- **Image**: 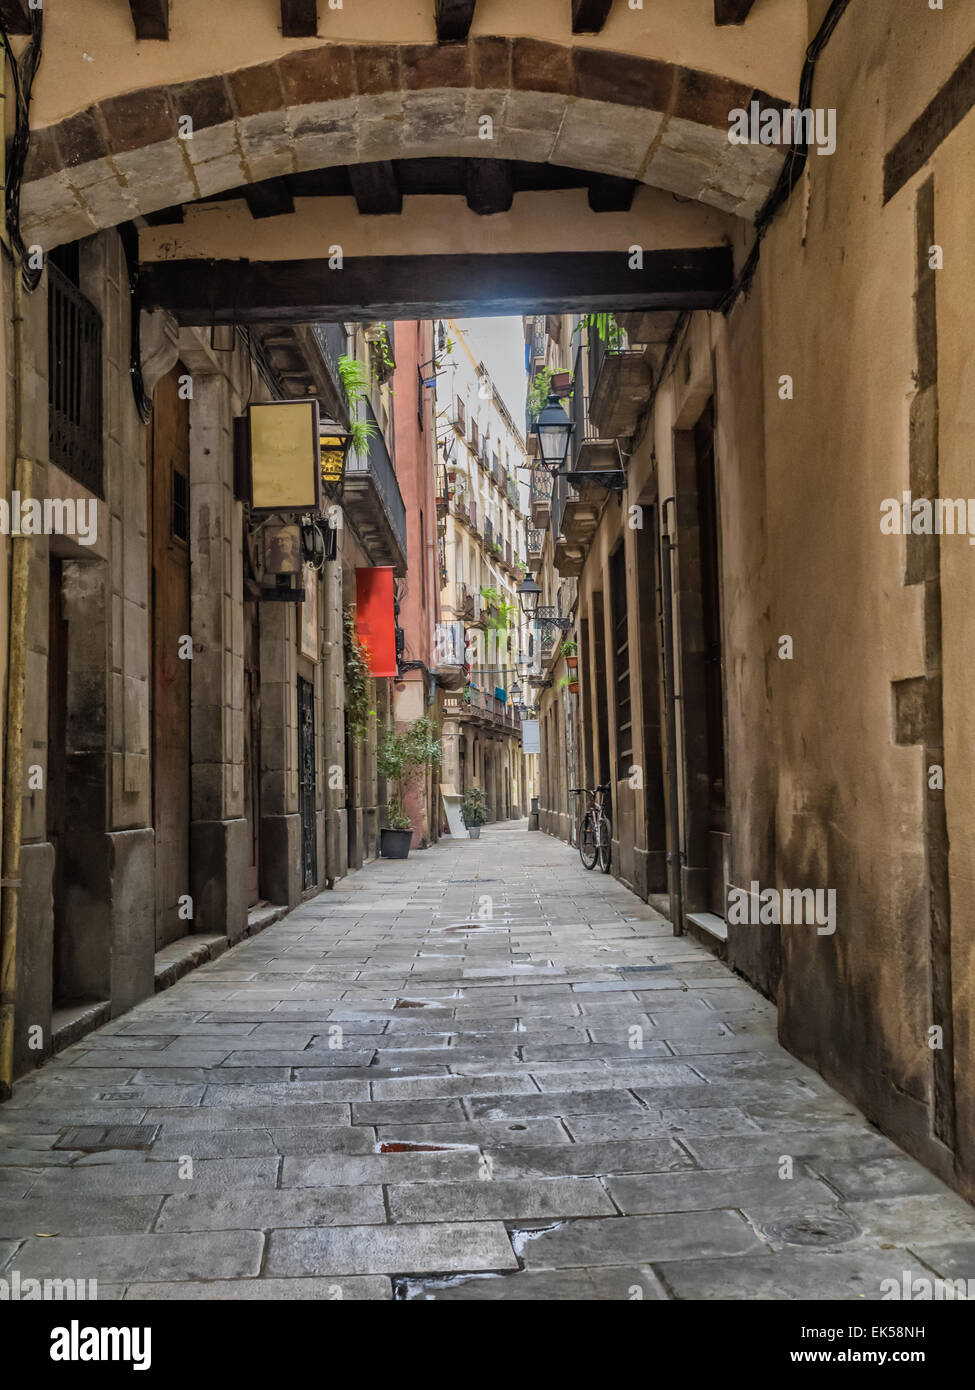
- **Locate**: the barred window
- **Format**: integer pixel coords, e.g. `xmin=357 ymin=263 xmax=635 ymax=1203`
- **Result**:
xmin=47 ymin=255 xmax=103 ymax=498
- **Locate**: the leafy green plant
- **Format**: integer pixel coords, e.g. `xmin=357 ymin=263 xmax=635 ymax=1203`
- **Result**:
xmin=460 ymin=785 xmax=488 ymax=828
xmin=376 ymin=716 xmax=443 ymax=831
xmin=338 ymin=354 xmax=379 ymax=456
xmin=575 ymin=312 xmax=623 ymax=351
xmin=527 ymin=366 xmax=554 ymax=419
xmin=560 ymin=638 xmax=578 ymax=657
xmin=343 ymin=606 xmax=372 ymax=740
xmin=369 ymin=325 xmax=396 ymax=385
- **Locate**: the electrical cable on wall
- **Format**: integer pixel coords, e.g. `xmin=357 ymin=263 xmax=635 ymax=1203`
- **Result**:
xmin=1 ymin=7 xmax=44 ymax=292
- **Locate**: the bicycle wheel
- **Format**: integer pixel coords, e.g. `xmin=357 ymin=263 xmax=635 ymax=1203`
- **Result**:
xmin=579 ymin=811 xmax=598 ymax=870
xmin=597 ymin=812 xmax=612 ymax=873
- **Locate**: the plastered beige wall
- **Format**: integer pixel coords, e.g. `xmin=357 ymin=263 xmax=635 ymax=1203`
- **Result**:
xmin=31 ymin=0 xmax=804 ymax=129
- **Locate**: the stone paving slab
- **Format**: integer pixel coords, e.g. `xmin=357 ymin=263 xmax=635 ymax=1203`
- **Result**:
xmin=155 ymin=1187 xmax=386 ymax=1231
xmin=0 ymin=820 xmax=969 ymax=1300
xmin=12 ymin=1231 xmax=265 ymax=1282
xmin=517 ymin=1211 xmax=764 ymax=1266
xmin=387 ymin=1178 xmax=616 ymax=1222
xmin=116 ymin=1276 xmax=393 ymax=1299
xmin=268 ymin=1221 xmax=519 ymax=1276
xmin=400 ymin=1265 xmax=669 ymax=1300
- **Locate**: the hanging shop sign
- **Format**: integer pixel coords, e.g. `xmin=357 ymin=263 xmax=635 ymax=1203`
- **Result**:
xmin=521 ymin=720 xmax=541 ymax=754
xmin=244 ymin=399 xmax=322 ymax=515
xmin=355 ymin=566 xmax=397 ymax=677
xmin=263 ymin=522 xmax=302 ymax=575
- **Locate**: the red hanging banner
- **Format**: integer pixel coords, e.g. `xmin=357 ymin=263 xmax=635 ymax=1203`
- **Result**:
xmin=355 ymin=566 xmax=397 ymax=677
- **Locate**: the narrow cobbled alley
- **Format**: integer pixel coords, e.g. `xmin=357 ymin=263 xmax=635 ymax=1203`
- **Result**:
xmin=2 ymin=823 xmax=971 ymax=1302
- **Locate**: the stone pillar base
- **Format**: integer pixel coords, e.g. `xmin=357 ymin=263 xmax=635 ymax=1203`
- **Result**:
xmin=260 ymin=812 xmax=301 ymax=907
xmin=190 ymin=817 xmax=250 ymax=940
xmin=15 ymin=842 xmax=55 ymax=1074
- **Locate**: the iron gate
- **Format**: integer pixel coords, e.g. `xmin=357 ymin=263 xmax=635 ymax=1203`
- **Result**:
xmin=298 ymin=676 xmax=317 ymax=891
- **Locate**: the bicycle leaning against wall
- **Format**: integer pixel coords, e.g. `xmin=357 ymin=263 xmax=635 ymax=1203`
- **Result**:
xmin=570 ymin=784 xmax=612 ymax=873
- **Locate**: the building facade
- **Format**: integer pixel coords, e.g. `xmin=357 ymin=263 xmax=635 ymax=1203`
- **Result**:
xmin=435 ymin=320 xmax=534 ymax=822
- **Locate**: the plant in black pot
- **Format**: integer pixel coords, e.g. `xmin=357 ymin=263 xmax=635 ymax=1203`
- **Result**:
xmin=460 ymin=786 xmax=488 ymax=839
xmin=376 ymin=716 xmax=442 ymax=859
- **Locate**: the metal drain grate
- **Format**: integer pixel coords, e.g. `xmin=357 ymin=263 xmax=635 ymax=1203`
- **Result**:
xmin=762 ymin=1214 xmax=859 ymax=1247
xmin=55 ymin=1124 xmax=160 ymax=1152
xmin=616 ymin=965 xmax=673 ymax=974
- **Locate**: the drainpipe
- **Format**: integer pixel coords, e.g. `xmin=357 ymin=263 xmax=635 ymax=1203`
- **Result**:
xmin=0 ymin=273 xmax=32 ymax=1100
xmin=658 ymin=497 xmax=684 ymax=937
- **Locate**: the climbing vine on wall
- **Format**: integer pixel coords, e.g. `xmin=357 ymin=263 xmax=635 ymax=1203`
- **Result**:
xmin=344 ymin=606 xmax=373 ymax=740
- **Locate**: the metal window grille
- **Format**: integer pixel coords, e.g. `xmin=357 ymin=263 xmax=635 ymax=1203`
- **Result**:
xmin=48 ymin=262 xmax=104 ymax=497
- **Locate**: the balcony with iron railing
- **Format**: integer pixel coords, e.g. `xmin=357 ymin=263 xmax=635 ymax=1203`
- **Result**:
xmin=529 ymin=467 xmax=553 ymax=527
xmin=444 ymin=688 xmax=522 ymax=732
xmin=342 ymin=396 xmax=408 ymax=574
xmin=587 ymin=319 xmax=653 ymax=439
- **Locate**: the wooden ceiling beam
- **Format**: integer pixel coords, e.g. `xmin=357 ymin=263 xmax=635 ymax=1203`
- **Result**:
xmin=571 ymin=0 xmax=613 ymax=35
xmin=280 ymin=0 xmax=318 ymax=37
xmin=243 ymin=178 xmax=296 ymax=220
xmin=347 ymin=161 xmax=403 ymax=216
xmin=128 ymin=0 xmax=169 ymax=40
xmin=435 ymin=0 xmax=476 ymax=43
xmin=0 ymin=0 xmax=31 ymax=34
xmin=140 ymin=247 xmax=735 ymax=324
xmin=714 ymin=0 xmax=756 ymax=24
xmin=465 ymin=160 xmax=514 ymax=216
xmin=587 ymin=174 xmax=637 ymax=213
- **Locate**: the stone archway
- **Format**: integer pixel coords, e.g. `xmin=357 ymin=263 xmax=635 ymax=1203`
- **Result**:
xmin=23 ymin=38 xmax=789 ymax=251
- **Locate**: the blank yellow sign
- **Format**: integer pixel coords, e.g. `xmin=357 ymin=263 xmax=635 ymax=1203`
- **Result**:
xmin=249 ymin=401 xmax=320 ymax=512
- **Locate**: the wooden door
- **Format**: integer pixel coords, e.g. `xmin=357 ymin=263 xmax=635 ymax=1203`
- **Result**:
xmin=149 ymin=366 xmax=191 ymax=948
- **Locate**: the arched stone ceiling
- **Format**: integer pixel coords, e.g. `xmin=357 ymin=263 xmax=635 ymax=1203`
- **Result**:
xmin=22 ymin=38 xmax=792 ymax=250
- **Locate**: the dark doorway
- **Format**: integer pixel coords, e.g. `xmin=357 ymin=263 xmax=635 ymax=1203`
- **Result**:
xmin=695 ymin=400 xmax=728 ymax=912
xmin=243 ymin=599 xmax=261 ymax=908
xmin=149 ymin=364 xmax=191 ymax=948
xmin=47 ymin=556 xmax=69 ymax=1001
xmin=298 ymin=675 xmax=317 ymax=892
xmin=591 ymin=591 xmax=611 ymax=793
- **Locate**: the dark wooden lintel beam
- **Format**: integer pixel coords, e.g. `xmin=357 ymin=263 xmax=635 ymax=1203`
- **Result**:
xmin=280 ymin=0 xmax=318 ymax=37
xmin=435 ymin=0 xmax=476 ymax=43
xmin=571 ymin=0 xmax=613 ymax=35
xmin=243 ymin=178 xmax=296 ymax=220
xmin=140 ymin=247 xmax=734 ymax=324
xmin=465 ymin=159 xmax=514 ymax=216
xmin=128 ymin=0 xmax=169 ymax=40
xmin=714 ymin=0 xmax=756 ymax=24
xmin=0 ymin=0 xmax=31 ymax=34
xmin=587 ymin=174 xmax=637 ymax=213
xmin=348 ymin=161 xmax=402 ymax=216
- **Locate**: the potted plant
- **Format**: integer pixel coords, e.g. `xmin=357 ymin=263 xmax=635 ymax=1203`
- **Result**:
xmin=561 ymin=638 xmax=578 ymax=671
xmin=557 ymin=674 xmax=580 ymax=696
xmin=376 ymin=716 xmax=442 ymax=858
xmin=461 ymin=786 xmax=488 ymax=839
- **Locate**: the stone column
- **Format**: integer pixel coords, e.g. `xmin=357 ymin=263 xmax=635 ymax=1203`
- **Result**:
xmin=183 ymin=355 xmax=249 ymax=936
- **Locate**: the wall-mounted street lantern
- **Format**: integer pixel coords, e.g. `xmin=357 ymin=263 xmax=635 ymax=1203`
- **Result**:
xmin=532 ymin=393 xmax=574 ymax=474
xmin=319 ymin=413 xmax=353 ymax=485
xmin=517 ymin=574 xmax=541 ymax=618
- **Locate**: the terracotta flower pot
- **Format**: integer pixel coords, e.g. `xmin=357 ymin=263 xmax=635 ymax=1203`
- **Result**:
xmin=566 ymin=655 xmax=578 ymax=670
xmin=567 ymin=679 xmax=580 ymax=694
